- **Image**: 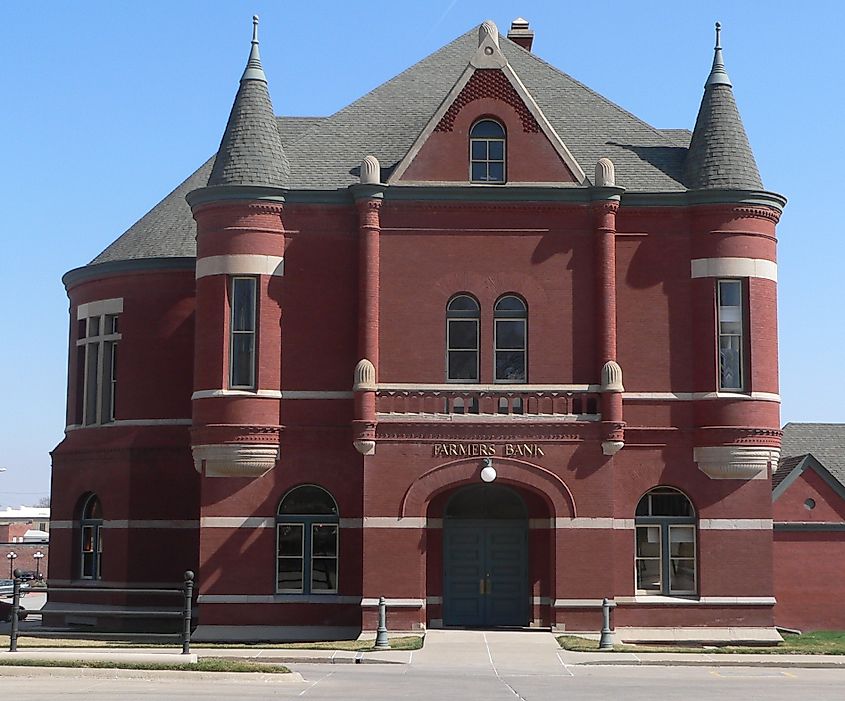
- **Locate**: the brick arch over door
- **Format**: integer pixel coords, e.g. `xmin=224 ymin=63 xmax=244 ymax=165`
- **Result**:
xmin=400 ymin=457 xmax=576 ymax=518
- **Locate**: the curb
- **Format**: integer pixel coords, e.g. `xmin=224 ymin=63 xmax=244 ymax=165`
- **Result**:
xmin=575 ymin=658 xmax=845 ymax=669
xmin=0 ymin=666 xmax=304 ymax=681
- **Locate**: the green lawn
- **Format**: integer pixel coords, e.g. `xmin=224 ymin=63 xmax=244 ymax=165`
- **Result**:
xmin=558 ymin=631 xmax=845 ymax=655
xmin=0 ymin=634 xmax=423 ymax=652
xmin=0 ymin=657 xmax=289 ymax=673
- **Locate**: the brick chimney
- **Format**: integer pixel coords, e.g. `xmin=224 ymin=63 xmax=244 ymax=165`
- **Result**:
xmin=507 ymin=17 xmax=534 ymax=51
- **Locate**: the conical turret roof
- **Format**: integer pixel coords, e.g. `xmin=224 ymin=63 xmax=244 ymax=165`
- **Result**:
xmin=207 ymin=16 xmax=290 ymax=188
xmin=685 ymin=23 xmax=762 ymax=190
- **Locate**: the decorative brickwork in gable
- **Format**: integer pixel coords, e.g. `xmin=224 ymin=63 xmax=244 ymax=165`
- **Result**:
xmin=435 ymin=69 xmax=540 ymax=133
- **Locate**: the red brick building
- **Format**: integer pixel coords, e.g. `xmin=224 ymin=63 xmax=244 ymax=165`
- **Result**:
xmin=50 ymin=18 xmax=787 ymax=641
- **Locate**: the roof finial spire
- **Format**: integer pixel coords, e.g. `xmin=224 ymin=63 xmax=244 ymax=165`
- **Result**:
xmin=242 ymin=14 xmax=266 ymax=82
xmin=706 ymin=21 xmax=732 ymax=88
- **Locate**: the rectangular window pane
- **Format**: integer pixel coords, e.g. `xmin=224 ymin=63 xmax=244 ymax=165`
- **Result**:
xmin=636 ymin=559 xmax=662 ymax=592
xmin=636 ymin=525 xmax=661 ymax=557
xmin=88 ymin=316 xmax=100 ymax=337
xmin=488 ymin=162 xmax=504 ymax=182
xmin=231 ymin=278 xmax=256 ymax=332
xmin=719 ymin=280 xmax=741 ymax=307
xmin=278 ymin=524 xmax=303 ymax=557
xmin=471 ymin=162 xmax=487 ymax=181
xmin=670 ymin=560 xmax=696 ymax=593
xmin=82 ymin=526 xmax=94 ymax=553
xmin=101 ymin=342 xmax=116 ymax=423
xmin=82 ymin=552 xmax=94 ymax=578
xmin=495 ymin=351 xmax=525 ymax=381
xmin=496 ymin=320 xmax=525 ymax=350
xmin=84 ymin=343 xmax=100 ymax=425
xmin=312 ymin=525 xmax=338 ymax=558
xmin=448 ymin=319 xmax=478 ymax=350
xmin=311 ymin=558 xmax=338 ymax=591
xmin=448 ymin=351 xmax=478 ymax=381
xmin=488 ymin=140 xmax=504 ymax=160
xmin=277 ymin=558 xmax=304 ymax=591
xmin=78 ymin=319 xmax=87 ymax=340
xmin=231 ymin=334 xmax=255 ymax=387
xmin=105 ymin=314 xmax=119 ymax=334
xmin=471 ymin=141 xmax=486 ymax=160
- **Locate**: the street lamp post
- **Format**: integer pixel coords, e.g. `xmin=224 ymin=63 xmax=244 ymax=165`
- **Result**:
xmin=33 ymin=551 xmax=45 ymax=580
xmin=6 ymin=551 xmax=16 ymax=579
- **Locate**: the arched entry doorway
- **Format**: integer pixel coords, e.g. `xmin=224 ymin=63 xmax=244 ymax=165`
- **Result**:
xmin=443 ymin=484 xmax=528 ymax=627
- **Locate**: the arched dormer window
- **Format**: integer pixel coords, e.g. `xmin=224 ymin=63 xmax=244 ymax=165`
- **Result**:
xmin=635 ymin=487 xmax=697 ymax=596
xmin=446 ymin=295 xmax=480 ymax=382
xmin=494 ymin=295 xmax=527 ymax=382
xmin=79 ymin=494 xmax=103 ymax=580
xmin=470 ymin=119 xmax=506 ymax=183
xmin=276 ymin=486 xmax=339 ymax=594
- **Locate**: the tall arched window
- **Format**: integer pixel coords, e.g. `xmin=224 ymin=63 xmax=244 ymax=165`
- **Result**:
xmin=635 ymin=487 xmax=696 ymax=596
xmin=79 ymin=494 xmax=103 ymax=580
xmin=470 ymin=119 xmax=506 ymax=183
xmin=494 ymin=295 xmax=527 ymax=382
xmin=446 ymin=295 xmax=480 ymax=382
xmin=276 ymin=486 xmax=339 ymax=594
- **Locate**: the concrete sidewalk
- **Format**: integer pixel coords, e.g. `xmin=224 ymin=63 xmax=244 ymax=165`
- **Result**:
xmin=2 ymin=631 xmax=845 ymax=670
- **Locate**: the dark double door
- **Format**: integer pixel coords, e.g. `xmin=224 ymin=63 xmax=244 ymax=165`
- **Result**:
xmin=443 ymin=520 xmax=528 ymax=627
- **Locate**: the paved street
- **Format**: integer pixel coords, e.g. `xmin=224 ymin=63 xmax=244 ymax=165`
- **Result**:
xmin=2 ymin=630 xmax=845 ymax=699
xmin=3 ymin=663 xmax=845 ymax=700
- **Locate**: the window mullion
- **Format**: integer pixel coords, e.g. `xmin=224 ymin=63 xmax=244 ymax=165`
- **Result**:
xmin=661 ymin=523 xmax=671 ymax=595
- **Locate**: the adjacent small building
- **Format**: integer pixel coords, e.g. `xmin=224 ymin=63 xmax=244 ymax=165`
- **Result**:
xmin=773 ymin=424 xmax=845 ymax=631
xmin=50 ymin=17 xmax=788 ymax=642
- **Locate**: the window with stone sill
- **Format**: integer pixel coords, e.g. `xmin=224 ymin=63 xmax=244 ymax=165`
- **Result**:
xmin=79 ymin=494 xmax=103 ymax=580
xmin=634 ymin=487 xmax=697 ymax=596
xmin=229 ymin=276 xmax=257 ymax=389
xmin=75 ymin=309 xmax=120 ymax=426
xmin=717 ymin=279 xmax=745 ymax=392
xmin=276 ymin=486 xmax=339 ymax=595
xmin=470 ymin=119 xmax=506 ymax=184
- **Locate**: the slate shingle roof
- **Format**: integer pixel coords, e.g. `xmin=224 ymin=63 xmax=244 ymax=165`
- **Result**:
xmin=772 ymin=453 xmax=807 ymax=490
xmin=207 ymin=32 xmax=290 ymax=188
xmin=778 ymin=423 xmax=845 ymax=488
xmin=88 ymin=26 xmax=759 ymax=266
xmin=684 ymin=84 xmax=762 ymax=190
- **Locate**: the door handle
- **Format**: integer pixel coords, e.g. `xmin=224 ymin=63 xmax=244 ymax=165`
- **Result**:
xmin=479 ymin=579 xmax=485 ymax=595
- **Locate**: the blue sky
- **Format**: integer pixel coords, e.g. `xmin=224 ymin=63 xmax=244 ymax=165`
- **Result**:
xmin=1 ymin=1 xmax=842 ymax=505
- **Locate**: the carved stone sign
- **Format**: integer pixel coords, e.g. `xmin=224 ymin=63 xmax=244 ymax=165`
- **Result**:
xmin=432 ymin=443 xmax=545 ymax=458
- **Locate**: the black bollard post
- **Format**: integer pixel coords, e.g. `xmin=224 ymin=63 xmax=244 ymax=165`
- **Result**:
xmin=182 ymin=570 xmax=194 ymax=654
xmin=374 ymin=596 xmax=390 ymax=649
xmin=598 ymin=597 xmax=615 ymax=651
xmin=9 ymin=569 xmax=22 ymax=652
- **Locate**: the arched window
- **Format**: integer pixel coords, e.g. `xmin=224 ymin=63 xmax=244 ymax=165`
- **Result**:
xmin=276 ymin=486 xmax=339 ymax=594
xmin=446 ymin=295 xmax=480 ymax=382
xmin=634 ymin=487 xmax=696 ymax=596
xmin=470 ymin=119 xmax=506 ymax=183
xmin=79 ymin=494 xmax=103 ymax=580
xmin=494 ymin=295 xmax=527 ymax=382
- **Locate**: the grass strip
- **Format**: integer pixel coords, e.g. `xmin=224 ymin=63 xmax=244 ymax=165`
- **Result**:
xmin=0 ymin=657 xmax=289 ymax=673
xmin=0 ymin=635 xmax=423 ymax=651
xmin=558 ymin=631 xmax=845 ymax=655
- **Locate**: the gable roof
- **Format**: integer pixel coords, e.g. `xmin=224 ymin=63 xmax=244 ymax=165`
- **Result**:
xmin=775 ymin=423 xmax=845 ymax=495
xmin=86 ymin=25 xmax=727 ymax=268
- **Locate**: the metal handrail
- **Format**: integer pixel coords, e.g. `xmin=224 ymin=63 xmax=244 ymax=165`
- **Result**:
xmin=8 ymin=569 xmax=195 ymax=655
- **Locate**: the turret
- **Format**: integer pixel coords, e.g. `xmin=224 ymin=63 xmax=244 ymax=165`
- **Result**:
xmin=686 ymin=24 xmax=785 ymax=480
xmin=186 ymin=16 xmax=287 ymax=477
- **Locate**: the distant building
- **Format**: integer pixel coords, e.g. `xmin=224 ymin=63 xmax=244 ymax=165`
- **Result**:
xmin=50 ymin=18 xmax=786 ymax=642
xmin=773 ymin=424 xmax=845 ymax=631
xmin=0 ymin=506 xmax=50 ymax=578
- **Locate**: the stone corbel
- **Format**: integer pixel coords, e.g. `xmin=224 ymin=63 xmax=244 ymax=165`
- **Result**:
xmin=694 ymin=445 xmax=780 ymax=480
